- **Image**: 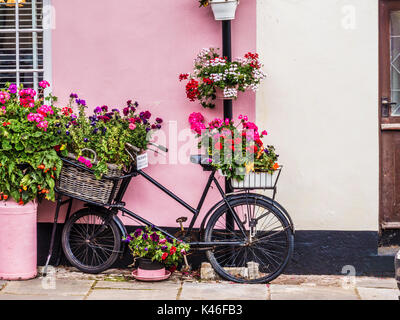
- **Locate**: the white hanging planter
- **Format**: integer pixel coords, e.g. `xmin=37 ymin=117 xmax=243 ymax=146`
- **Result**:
xmin=215 ymin=85 xmax=239 ymax=100
xmin=210 ymin=0 xmax=239 ymax=21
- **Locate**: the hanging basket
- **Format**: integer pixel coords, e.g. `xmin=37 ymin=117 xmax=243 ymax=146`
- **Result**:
xmin=210 ymin=0 xmax=239 ymax=21
xmin=56 ymin=149 xmax=123 ymax=204
xmin=215 ymin=85 xmax=239 ymax=100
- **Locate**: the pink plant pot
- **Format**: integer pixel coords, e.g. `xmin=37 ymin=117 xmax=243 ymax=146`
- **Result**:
xmin=0 ymin=200 xmax=37 ymax=280
xmin=131 ymin=258 xmax=171 ymax=281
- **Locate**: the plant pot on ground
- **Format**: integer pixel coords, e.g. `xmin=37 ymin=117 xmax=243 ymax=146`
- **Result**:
xmin=0 ymin=80 xmax=64 ymax=280
xmin=123 ymin=226 xmax=190 ymax=281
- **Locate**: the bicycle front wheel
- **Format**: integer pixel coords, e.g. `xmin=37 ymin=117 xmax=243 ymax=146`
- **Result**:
xmin=204 ymin=196 xmax=294 ymax=283
xmin=61 ymin=208 xmax=121 ymax=274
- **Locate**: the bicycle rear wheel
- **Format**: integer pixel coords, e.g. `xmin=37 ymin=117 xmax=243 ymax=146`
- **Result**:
xmin=204 ymin=195 xmax=294 ymax=283
xmin=61 ymin=208 xmax=121 ymax=274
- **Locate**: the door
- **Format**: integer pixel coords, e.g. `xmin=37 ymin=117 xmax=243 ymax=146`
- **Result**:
xmin=380 ymin=0 xmax=400 ymax=229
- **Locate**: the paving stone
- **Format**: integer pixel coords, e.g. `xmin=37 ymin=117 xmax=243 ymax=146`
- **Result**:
xmin=270 ymin=285 xmax=359 ymax=300
xmin=180 ymin=282 xmax=268 ymax=300
xmin=95 ymin=280 xmax=181 ymax=290
xmin=355 ymin=277 xmax=398 ymax=289
xmin=2 ymin=278 xmax=94 ymax=297
xmin=87 ymin=288 xmax=179 ymax=300
xmin=0 ymin=293 xmax=84 ymax=300
xmin=357 ymin=287 xmax=399 ymax=300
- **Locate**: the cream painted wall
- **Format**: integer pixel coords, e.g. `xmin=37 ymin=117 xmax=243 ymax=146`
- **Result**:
xmin=256 ymin=0 xmax=379 ymax=230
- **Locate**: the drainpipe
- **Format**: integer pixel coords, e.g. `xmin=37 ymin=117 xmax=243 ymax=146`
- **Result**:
xmin=222 ymin=20 xmax=234 ymax=234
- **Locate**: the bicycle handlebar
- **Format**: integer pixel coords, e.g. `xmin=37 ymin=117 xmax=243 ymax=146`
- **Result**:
xmin=125 ymin=142 xmax=168 ymax=163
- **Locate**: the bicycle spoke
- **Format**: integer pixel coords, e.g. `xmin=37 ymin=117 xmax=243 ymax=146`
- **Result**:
xmin=206 ymin=197 xmax=293 ymax=283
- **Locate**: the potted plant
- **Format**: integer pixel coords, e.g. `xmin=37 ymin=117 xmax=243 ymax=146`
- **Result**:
xmin=123 ymin=226 xmax=190 ymax=281
xmin=188 ymin=112 xmax=280 ymax=188
xmin=180 ymin=48 xmax=266 ymax=108
xmin=199 ymin=0 xmax=240 ymax=21
xmin=0 ymin=81 xmax=64 ymax=280
xmin=57 ymin=96 xmax=163 ymax=204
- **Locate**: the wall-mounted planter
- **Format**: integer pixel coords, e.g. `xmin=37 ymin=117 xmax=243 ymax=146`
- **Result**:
xmin=0 ymin=200 xmax=37 ymax=280
xmin=215 ymin=85 xmax=239 ymax=100
xmin=210 ymin=0 xmax=239 ymax=21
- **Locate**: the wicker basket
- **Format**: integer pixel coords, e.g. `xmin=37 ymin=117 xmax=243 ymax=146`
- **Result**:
xmin=56 ymin=151 xmax=123 ymax=204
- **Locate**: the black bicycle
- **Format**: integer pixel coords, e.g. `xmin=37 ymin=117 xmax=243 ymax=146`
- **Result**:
xmin=45 ymin=144 xmax=294 ymax=284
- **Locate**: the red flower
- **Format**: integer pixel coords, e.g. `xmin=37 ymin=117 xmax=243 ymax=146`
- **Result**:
xmin=246 ymin=145 xmax=258 ymax=154
xmin=62 ymin=107 xmax=73 ymax=116
xmin=54 ymin=145 xmax=61 ymax=152
xmin=203 ymin=77 xmax=213 ymax=85
xmin=169 ymin=265 xmax=177 ymax=273
xmin=2 ymin=122 xmax=10 ymax=127
xmin=170 ymin=246 xmax=177 ymax=255
xmin=214 ymin=142 xmax=223 ymax=150
xmin=161 ymin=252 xmax=169 ymax=260
xmin=255 ymin=138 xmax=263 ymax=146
xmin=179 ymin=73 xmax=189 ymax=81
xmin=186 ymin=79 xmax=200 ymax=102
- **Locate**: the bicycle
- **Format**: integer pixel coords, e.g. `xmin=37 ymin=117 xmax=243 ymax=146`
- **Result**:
xmin=44 ymin=143 xmax=295 ymax=284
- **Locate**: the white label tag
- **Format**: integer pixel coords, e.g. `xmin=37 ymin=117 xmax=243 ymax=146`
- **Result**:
xmin=136 ymin=153 xmax=148 ymax=170
xmin=397 ymin=250 xmax=400 ymax=260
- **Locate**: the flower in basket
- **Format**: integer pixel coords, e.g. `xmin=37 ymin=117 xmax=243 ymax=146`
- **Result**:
xmin=0 ymin=82 xmax=64 ymax=205
xmin=198 ymin=0 xmax=210 ymax=7
xmin=58 ymin=96 xmax=163 ymax=179
xmin=180 ymin=47 xmax=267 ymax=109
xmin=122 ymin=226 xmax=190 ymax=271
xmin=188 ymin=112 xmax=279 ymax=181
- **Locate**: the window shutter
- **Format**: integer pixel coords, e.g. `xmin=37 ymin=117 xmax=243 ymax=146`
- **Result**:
xmin=0 ymin=0 xmax=44 ymax=92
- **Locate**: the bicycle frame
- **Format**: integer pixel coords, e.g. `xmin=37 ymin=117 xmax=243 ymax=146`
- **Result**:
xmin=116 ymin=168 xmax=248 ymax=247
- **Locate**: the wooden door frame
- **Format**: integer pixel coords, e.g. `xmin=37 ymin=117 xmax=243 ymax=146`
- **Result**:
xmin=379 ymin=0 xmax=400 ymax=229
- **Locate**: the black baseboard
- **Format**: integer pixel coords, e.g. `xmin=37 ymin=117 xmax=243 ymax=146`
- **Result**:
xmin=37 ymin=224 xmax=395 ymax=277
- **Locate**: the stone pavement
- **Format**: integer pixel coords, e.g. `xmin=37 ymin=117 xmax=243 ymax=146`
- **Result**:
xmin=0 ymin=266 xmax=398 ymax=300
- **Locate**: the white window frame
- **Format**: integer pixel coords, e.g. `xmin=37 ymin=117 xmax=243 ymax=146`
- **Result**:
xmin=0 ymin=0 xmax=52 ymax=93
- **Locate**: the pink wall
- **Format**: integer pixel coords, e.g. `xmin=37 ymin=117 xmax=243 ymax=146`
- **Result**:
xmin=38 ymin=0 xmax=256 ymax=228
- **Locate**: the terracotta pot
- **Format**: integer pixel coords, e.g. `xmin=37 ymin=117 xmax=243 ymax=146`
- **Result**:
xmin=0 ymin=200 xmax=37 ymax=280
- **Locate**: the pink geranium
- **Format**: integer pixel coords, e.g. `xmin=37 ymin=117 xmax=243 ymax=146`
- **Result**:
xmin=39 ymin=80 xmax=50 ymax=89
xmin=36 ymin=120 xmax=48 ymax=131
xmin=37 ymin=105 xmax=54 ymax=117
xmin=78 ymin=156 xmax=93 ymax=169
xmin=0 ymin=92 xmax=10 ymax=104
xmin=27 ymin=113 xmax=44 ymax=123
